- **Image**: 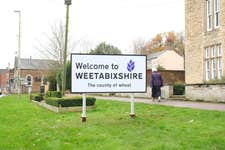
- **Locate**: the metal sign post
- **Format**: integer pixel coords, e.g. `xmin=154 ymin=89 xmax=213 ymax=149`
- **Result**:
xmin=28 ymin=85 xmax=32 ymax=99
xmin=81 ymin=93 xmax=87 ymax=122
xmin=130 ymin=93 xmax=135 ymax=118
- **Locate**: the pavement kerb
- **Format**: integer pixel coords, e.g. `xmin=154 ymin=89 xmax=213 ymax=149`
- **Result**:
xmin=92 ymin=96 xmax=225 ymax=112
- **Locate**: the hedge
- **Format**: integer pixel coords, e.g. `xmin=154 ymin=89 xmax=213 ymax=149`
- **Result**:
xmin=173 ymin=83 xmax=185 ymax=95
xmin=45 ymin=96 xmax=96 ymax=107
xmin=45 ymin=91 xmax=62 ymax=98
xmin=30 ymin=94 xmax=43 ymax=102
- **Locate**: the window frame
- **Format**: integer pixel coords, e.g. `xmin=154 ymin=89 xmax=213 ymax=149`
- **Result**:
xmin=211 ymin=46 xmax=216 ymax=58
xmin=207 ymin=0 xmax=213 ymax=31
xmin=217 ymin=58 xmax=222 ymax=79
xmin=211 ymin=59 xmax=216 ymax=79
xmin=214 ymin=0 xmax=220 ymax=28
xmin=217 ymin=44 xmax=222 ymax=56
xmin=205 ymin=59 xmax=210 ymax=81
xmin=26 ymin=74 xmax=33 ymax=86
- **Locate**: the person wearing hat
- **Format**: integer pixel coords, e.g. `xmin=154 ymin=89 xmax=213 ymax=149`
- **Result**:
xmin=150 ymin=67 xmax=163 ymax=102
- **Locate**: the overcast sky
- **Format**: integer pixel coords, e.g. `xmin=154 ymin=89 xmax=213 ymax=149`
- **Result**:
xmin=0 ymin=0 xmax=184 ymax=69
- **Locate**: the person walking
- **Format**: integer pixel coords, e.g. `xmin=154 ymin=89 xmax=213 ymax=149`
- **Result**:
xmin=150 ymin=67 xmax=163 ymax=102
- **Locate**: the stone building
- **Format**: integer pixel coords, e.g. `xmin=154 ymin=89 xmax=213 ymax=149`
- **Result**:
xmin=185 ymin=0 xmax=225 ymax=102
xmin=14 ymin=57 xmax=57 ymax=93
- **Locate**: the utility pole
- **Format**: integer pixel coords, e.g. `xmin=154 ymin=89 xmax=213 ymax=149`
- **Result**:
xmin=14 ymin=10 xmax=21 ymax=99
xmin=62 ymin=0 xmax=72 ymax=96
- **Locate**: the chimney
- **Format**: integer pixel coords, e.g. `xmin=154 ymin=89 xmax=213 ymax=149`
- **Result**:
xmin=7 ymin=63 xmax=10 ymax=70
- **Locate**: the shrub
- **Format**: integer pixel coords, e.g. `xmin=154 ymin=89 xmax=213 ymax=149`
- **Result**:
xmin=30 ymin=94 xmax=43 ymax=102
xmin=46 ymin=91 xmax=62 ymax=98
xmin=45 ymin=96 xmax=96 ymax=107
xmin=173 ymin=83 xmax=185 ymax=95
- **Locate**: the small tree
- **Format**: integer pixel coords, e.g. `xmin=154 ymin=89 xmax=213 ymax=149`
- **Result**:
xmin=45 ymin=74 xmax=57 ymax=91
xmin=157 ymin=65 xmax=165 ymax=71
xmin=89 ymin=42 xmax=122 ymax=54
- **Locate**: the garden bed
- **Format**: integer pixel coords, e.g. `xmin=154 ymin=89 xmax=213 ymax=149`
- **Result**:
xmin=32 ymin=100 xmax=96 ymax=113
xmin=31 ymin=96 xmax=96 ymax=113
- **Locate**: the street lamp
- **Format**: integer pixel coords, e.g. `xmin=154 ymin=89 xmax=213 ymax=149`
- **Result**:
xmin=64 ymin=0 xmax=72 ymax=5
xmin=14 ymin=10 xmax=21 ymax=99
xmin=62 ymin=0 xmax=72 ymax=95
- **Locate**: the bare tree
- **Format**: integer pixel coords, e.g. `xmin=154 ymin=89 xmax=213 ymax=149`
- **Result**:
xmin=35 ymin=21 xmax=76 ymax=91
xmin=36 ymin=21 xmax=76 ymax=66
xmin=132 ymin=38 xmax=147 ymax=54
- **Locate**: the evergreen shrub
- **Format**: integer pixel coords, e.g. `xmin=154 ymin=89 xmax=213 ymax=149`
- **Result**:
xmin=30 ymin=94 xmax=43 ymax=102
xmin=173 ymin=83 xmax=185 ymax=95
xmin=45 ymin=97 xmax=96 ymax=107
xmin=46 ymin=91 xmax=62 ymax=98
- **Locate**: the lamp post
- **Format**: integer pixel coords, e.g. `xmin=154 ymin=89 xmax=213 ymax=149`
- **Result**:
xmin=14 ymin=10 xmax=21 ymax=99
xmin=62 ymin=0 xmax=72 ymax=95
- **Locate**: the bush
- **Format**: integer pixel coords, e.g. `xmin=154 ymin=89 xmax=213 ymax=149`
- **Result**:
xmin=173 ymin=83 xmax=185 ymax=95
xmin=30 ymin=94 xmax=43 ymax=102
xmin=46 ymin=91 xmax=62 ymax=98
xmin=45 ymin=96 xmax=96 ymax=107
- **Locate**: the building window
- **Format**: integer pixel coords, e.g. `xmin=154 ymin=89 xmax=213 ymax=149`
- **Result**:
xmin=205 ymin=44 xmax=223 ymax=81
xmin=211 ymin=59 xmax=216 ymax=79
xmin=214 ymin=0 xmax=220 ymax=28
xmin=217 ymin=44 xmax=222 ymax=56
xmin=206 ymin=60 xmax=210 ymax=81
xmin=26 ymin=75 xmax=33 ymax=86
xmin=218 ymin=58 xmax=222 ymax=79
xmin=211 ymin=46 xmax=216 ymax=57
xmin=207 ymin=0 xmax=212 ymax=31
xmin=205 ymin=47 xmax=210 ymax=58
xmin=217 ymin=45 xmax=222 ymax=79
xmin=206 ymin=0 xmax=220 ymax=31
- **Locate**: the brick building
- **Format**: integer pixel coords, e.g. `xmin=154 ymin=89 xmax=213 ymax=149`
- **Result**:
xmin=14 ymin=57 xmax=57 ymax=93
xmin=0 ymin=69 xmax=9 ymax=94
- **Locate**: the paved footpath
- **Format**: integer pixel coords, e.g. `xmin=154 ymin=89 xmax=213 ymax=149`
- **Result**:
xmin=93 ymin=96 xmax=225 ymax=112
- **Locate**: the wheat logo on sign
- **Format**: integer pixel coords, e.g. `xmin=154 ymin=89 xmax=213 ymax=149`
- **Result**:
xmin=127 ymin=60 xmax=135 ymax=72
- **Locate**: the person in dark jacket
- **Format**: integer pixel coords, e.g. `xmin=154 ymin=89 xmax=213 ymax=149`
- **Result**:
xmin=150 ymin=67 xmax=163 ymax=102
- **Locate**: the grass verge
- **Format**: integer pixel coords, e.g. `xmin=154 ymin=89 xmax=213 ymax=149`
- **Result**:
xmin=0 ymin=95 xmax=225 ymax=150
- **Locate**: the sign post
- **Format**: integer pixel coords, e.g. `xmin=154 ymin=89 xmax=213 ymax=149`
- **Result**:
xmin=81 ymin=93 xmax=87 ymax=122
xmin=130 ymin=93 xmax=135 ymax=118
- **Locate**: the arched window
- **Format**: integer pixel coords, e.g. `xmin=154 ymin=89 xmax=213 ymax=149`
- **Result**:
xmin=26 ymin=75 xmax=33 ymax=86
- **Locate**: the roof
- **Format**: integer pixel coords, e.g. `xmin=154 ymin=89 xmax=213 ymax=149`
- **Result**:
xmin=15 ymin=57 xmax=58 ymax=70
xmin=0 ymin=69 xmax=7 ymax=73
xmin=147 ymin=50 xmax=173 ymax=60
xmin=146 ymin=50 xmax=184 ymax=70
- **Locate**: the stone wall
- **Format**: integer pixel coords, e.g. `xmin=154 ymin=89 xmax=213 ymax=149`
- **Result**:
xmin=115 ymin=85 xmax=173 ymax=99
xmin=186 ymin=84 xmax=225 ymax=102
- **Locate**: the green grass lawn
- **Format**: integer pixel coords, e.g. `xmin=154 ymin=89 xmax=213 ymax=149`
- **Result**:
xmin=0 ymin=95 xmax=225 ymax=150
